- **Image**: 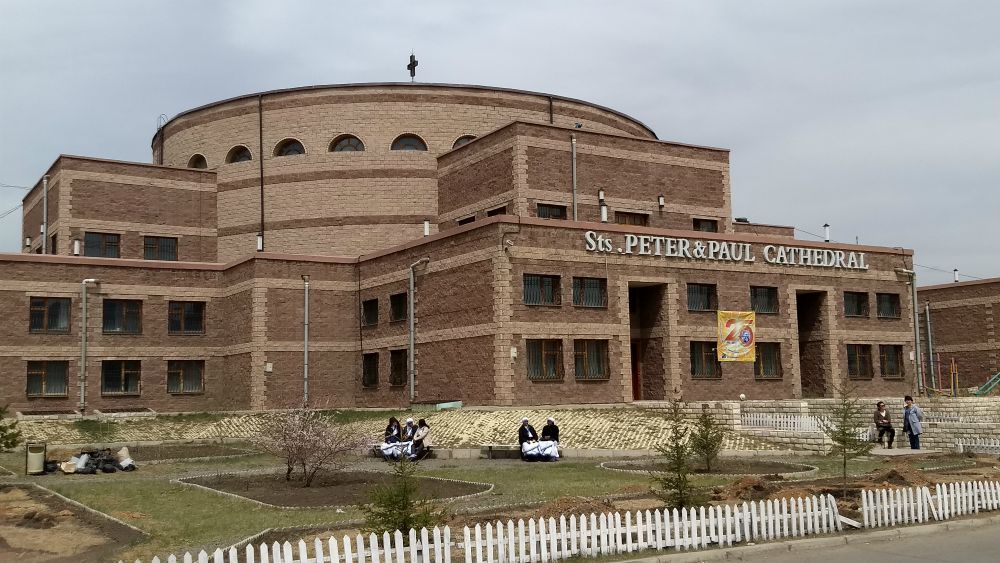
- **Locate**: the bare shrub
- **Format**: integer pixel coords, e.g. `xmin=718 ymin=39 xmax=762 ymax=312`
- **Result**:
xmin=253 ymin=410 xmax=371 ymax=487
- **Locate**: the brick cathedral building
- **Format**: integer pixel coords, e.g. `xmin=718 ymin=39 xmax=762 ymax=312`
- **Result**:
xmin=3 ymin=83 xmax=918 ymax=414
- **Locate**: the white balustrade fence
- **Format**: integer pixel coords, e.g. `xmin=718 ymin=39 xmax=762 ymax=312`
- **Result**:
xmin=128 ymin=494 xmax=841 ymax=563
xmin=740 ymin=413 xmax=870 ymax=440
xmin=956 ymin=438 xmax=1000 ymax=455
xmin=861 ymin=480 xmax=1000 ymax=529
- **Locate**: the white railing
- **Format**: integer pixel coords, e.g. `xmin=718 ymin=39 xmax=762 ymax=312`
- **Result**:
xmin=740 ymin=413 xmax=870 ymax=440
xmin=956 ymin=438 xmax=1000 ymax=455
xmin=861 ymin=480 xmax=1000 ymax=528
xmin=129 ymin=494 xmax=841 ymax=563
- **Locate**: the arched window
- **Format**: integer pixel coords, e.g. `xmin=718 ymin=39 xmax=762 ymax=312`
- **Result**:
xmin=225 ymin=145 xmax=253 ymax=163
xmin=453 ymin=135 xmax=476 ymax=149
xmin=274 ymin=138 xmax=305 ymax=157
xmin=391 ymin=134 xmax=428 ymax=151
xmin=187 ymin=154 xmax=208 ymax=169
xmin=330 ymin=135 xmax=365 ymax=152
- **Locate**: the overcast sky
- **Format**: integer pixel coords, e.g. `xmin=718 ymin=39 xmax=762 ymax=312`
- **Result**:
xmin=1 ymin=1 xmax=996 ymax=285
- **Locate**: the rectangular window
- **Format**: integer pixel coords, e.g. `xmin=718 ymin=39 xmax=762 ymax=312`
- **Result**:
xmin=690 ymin=341 xmax=721 ymax=379
xmin=526 ymin=339 xmax=563 ymax=381
xmin=361 ymin=299 xmax=379 ymax=327
xmin=750 ymin=286 xmax=779 ymax=314
xmin=572 ymin=277 xmax=607 ymax=308
xmin=754 ymin=343 xmax=782 ymax=379
xmin=524 ymin=274 xmax=561 ymax=306
xmin=362 ymin=353 xmax=379 ymax=388
xmin=49 ymin=234 xmax=57 ymax=255
xmin=574 ymin=340 xmax=609 ymax=380
xmin=389 ymin=349 xmax=407 ymax=386
xmin=29 ymin=297 xmax=71 ymax=333
xmin=844 ymin=292 xmax=869 ymax=317
xmin=687 ymin=283 xmax=717 ymax=311
xmin=103 ymin=299 xmax=142 ymax=334
xmin=457 ymin=216 xmax=475 ymax=226
xmin=693 ymin=218 xmax=718 ymax=232
xmin=880 ymin=345 xmax=905 ymax=378
xmin=847 ymin=344 xmax=873 ymax=379
xmin=876 ymin=293 xmax=901 ymax=319
xmin=83 ymin=232 xmax=120 ymax=258
xmin=167 ymin=360 xmax=204 ymax=394
xmin=101 ymin=360 xmax=141 ymax=395
xmin=614 ymin=212 xmax=649 ymax=226
xmin=144 ymin=236 xmax=178 ymax=261
xmin=487 ymin=205 xmax=507 ymax=217
xmin=168 ymin=301 xmax=205 ymax=334
xmin=26 ymin=361 xmax=69 ymax=397
xmin=389 ymin=293 xmax=407 ymax=322
xmin=536 ymin=203 xmax=567 ymax=220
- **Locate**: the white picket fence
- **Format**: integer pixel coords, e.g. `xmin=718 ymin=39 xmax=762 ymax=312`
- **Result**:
xmin=740 ymin=413 xmax=870 ymax=440
xmin=955 ymin=438 xmax=1000 ymax=455
xmin=861 ymin=480 xmax=1000 ymax=529
xmin=129 ymin=494 xmax=841 ymax=563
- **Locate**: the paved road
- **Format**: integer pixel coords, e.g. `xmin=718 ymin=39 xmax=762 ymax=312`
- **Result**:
xmin=744 ymin=523 xmax=1000 ymax=563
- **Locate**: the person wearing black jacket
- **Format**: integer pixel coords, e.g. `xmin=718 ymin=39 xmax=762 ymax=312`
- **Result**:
xmin=518 ymin=418 xmax=537 ymax=445
xmin=384 ymin=417 xmax=401 ymax=444
xmin=541 ymin=417 xmax=560 ymax=443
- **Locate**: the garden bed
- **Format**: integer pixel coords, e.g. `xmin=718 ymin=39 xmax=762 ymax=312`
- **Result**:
xmin=603 ymin=458 xmax=816 ymax=477
xmin=0 ymin=484 xmax=143 ymax=561
xmin=185 ymin=471 xmax=491 ymax=508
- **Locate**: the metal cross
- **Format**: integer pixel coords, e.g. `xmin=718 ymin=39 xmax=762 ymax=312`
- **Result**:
xmin=407 ymin=53 xmax=418 ymax=82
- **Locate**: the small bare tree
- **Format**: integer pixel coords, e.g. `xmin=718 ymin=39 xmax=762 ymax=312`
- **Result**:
xmin=253 ymin=410 xmax=371 ymax=487
xmin=817 ymin=383 xmax=875 ymax=499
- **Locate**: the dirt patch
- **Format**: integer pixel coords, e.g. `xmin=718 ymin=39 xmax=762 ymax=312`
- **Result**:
xmin=129 ymin=443 xmax=248 ymax=461
xmin=609 ymin=459 xmax=812 ymax=475
xmin=0 ymin=485 xmax=142 ymax=562
xmin=188 ymin=471 xmax=490 ymax=508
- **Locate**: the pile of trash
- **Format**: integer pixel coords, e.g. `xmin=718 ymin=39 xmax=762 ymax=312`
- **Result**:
xmin=52 ymin=447 xmax=137 ymax=475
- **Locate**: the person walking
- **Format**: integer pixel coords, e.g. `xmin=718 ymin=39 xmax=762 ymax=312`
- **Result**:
xmin=902 ymin=395 xmax=924 ymax=450
xmin=874 ymin=401 xmax=895 ymax=448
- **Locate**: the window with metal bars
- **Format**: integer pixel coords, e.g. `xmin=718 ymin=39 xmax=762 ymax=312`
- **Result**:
xmin=361 ymin=299 xmax=379 ymax=327
xmin=693 ymin=219 xmax=718 ymax=232
xmin=614 ymin=212 xmax=648 ymax=226
xmin=101 ymin=360 xmax=141 ymax=395
xmin=750 ymin=286 xmax=779 ymax=314
xmin=168 ymin=301 xmax=205 ymax=334
xmin=687 ymin=283 xmax=717 ymax=311
xmin=390 ymin=293 xmax=407 ymax=322
xmin=526 ymin=339 xmax=563 ymax=381
xmin=524 ymin=274 xmax=561 ymax=306
xmin=29 ymin=297 xmax=70 ymax=333
xmin=26 ymin=361 xmax=69 ymax=397
xmin=103 ymin=300 xmax=142 ymax=334
xmin=847 ymin=344 xmax=873 ymax=379
xmin=844 ymin=292 xmax=869 ymax=317
xmin=879 ymin=345 xmax=904 ymax=378
xmin=754 ymin=343 xmax=782 ymax=379
xmin=876 ymin=293 xmax=901 ymax=319
xmin=572 ymin=277 xmax=607 ymax=308
xmin=167 ymin=360 xmax=205 ymax=394
xmin=574 ymin=340 xmax=609 ymax=380
xmin=144 ymin=236 xmax=178 ymax=261
xmin=536 ymin=204 xmax=567 ymax=220
xmin=84 ymin=232 xmax=120 ymax=258
xmin=362 ymin=353 xmax=379 ymax=388
xmin=690 ymin=341 xmax=721 ymax=378
xmin=487 ymin=205 xmax=507 ymax=217
xmin=389 ymin=350 xmax=407 ymax=386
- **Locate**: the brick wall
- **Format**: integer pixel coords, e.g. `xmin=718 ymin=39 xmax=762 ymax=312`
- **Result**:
xmin=919 ymin=278 xmax=1000 ymax=389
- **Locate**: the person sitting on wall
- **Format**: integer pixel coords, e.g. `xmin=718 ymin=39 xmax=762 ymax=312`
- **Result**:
xmin=385 ymin=416 xmax=402 ymax=444
xmin=902 ymin=395 xmax=924 ymax=450
xmin=874 ymin=402 xmax=894 ymax=449
xmin=541 ymin=417 xmax=560 ymax=443
xmin=410 ymin=419 xmax=432 ymax=460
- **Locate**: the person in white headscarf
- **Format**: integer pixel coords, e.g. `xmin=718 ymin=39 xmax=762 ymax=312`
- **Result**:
xmin=541 ymin=417 xmax=559 ymax=443
xmin=402 ymin=417 xmax=416 ymax=441
xmin=518 ymin=417 xmax=537 ymax=445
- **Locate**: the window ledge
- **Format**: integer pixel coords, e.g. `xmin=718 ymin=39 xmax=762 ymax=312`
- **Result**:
xmin=691 ymin=376 xmax=723 ymax=381
xmin=753 ymin=311 xmax=780 ymax=315
xmin=754 ymin=376 xmax=784 ymax=381
xmin=574 ymin=378 xmax=611 ymax=382
xmin=527 ymin=378 xmax=565 ymax=383
xmin=169 ymin=332 xmax=206 ymax=336
xmin=27 ymin=394 xmax=69 ymax=399
xmin=524 ymin=303 xmax=563 ymax=308
xmin=881 ymin=375 xmax=905 ymax=380
xmin=102 ymin=332 xmax=143 ymax=336
xmin=361 ymin=386 xmax=379 ymax=391
xmin=573 ymin=304 xmax=608 ymax=309
xmin=844 ymin=314 xmax=869 ymax=319
xmin=29 ymin=330 xmax=71 ymax=335
xmin=101 ymin=393 xmax=141 ymax=397
xmin=168 ymin=391 xmax=204 ymax=396
xmin=688 ymin=309 xmax=718 ymax=313
xmin=847 ymin=376 xmax=875 ymax=381
xmin=877 ymin=316 xmax=902 ymax=321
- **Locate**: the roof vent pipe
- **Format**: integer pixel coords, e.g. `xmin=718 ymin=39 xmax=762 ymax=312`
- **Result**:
xmin=570 ymin=135 xmax=578 ymax=221
xmin=823 ymin=223 xmax=831 ymax=243
xmin=423 ymin=220 xmax=430 ymax=237
xmin=953 ymin=269 xmax=959 ymax=283
xmin=600 ymin=201 xmax=608 ymax=223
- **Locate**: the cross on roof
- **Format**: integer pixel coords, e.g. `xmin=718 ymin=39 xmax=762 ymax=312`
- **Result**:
xmin=407 ymin=54 xmax=418 ymax=82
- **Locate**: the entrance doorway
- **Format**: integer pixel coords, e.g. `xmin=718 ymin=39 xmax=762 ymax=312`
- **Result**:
xmin=797 ymin=291 xmax=829 ymax=398
xmin=628 ymin=284 xmax=667 ymax=401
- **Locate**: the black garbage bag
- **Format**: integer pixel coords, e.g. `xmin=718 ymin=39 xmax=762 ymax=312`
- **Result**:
xmin=100 ymin=464 xmax=117 ymax=473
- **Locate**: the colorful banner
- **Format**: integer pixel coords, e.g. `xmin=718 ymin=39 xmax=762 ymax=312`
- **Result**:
xmin=718 ymin=311 xmax=756 ymax=362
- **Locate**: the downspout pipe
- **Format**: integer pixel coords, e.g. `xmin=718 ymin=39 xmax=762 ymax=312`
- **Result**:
xmin=42 ymin=175 xmax=48 ymax=254
xmin=570 ymin=135 xmax=578 ymax=221
xmin=257 ymin=94 xmax=265 ymax=251
xmin=302 ymin=275 xmax=310 ymax=408
xmin=408 ymin=257 xmax=430 ymax=402
xmin=925 ymin=302 xmax=935 ymax=389
xmin=79 ymin=279 xmax=99 ymax=412
xmin=895 ymin=268 xmax=923 ymax=395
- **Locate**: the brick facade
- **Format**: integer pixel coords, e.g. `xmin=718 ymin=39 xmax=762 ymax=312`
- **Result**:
xmin=919 ymin=278 xmax=1000 ymax=389
xmin=5 ymin=82 xmax=919 ymax=414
